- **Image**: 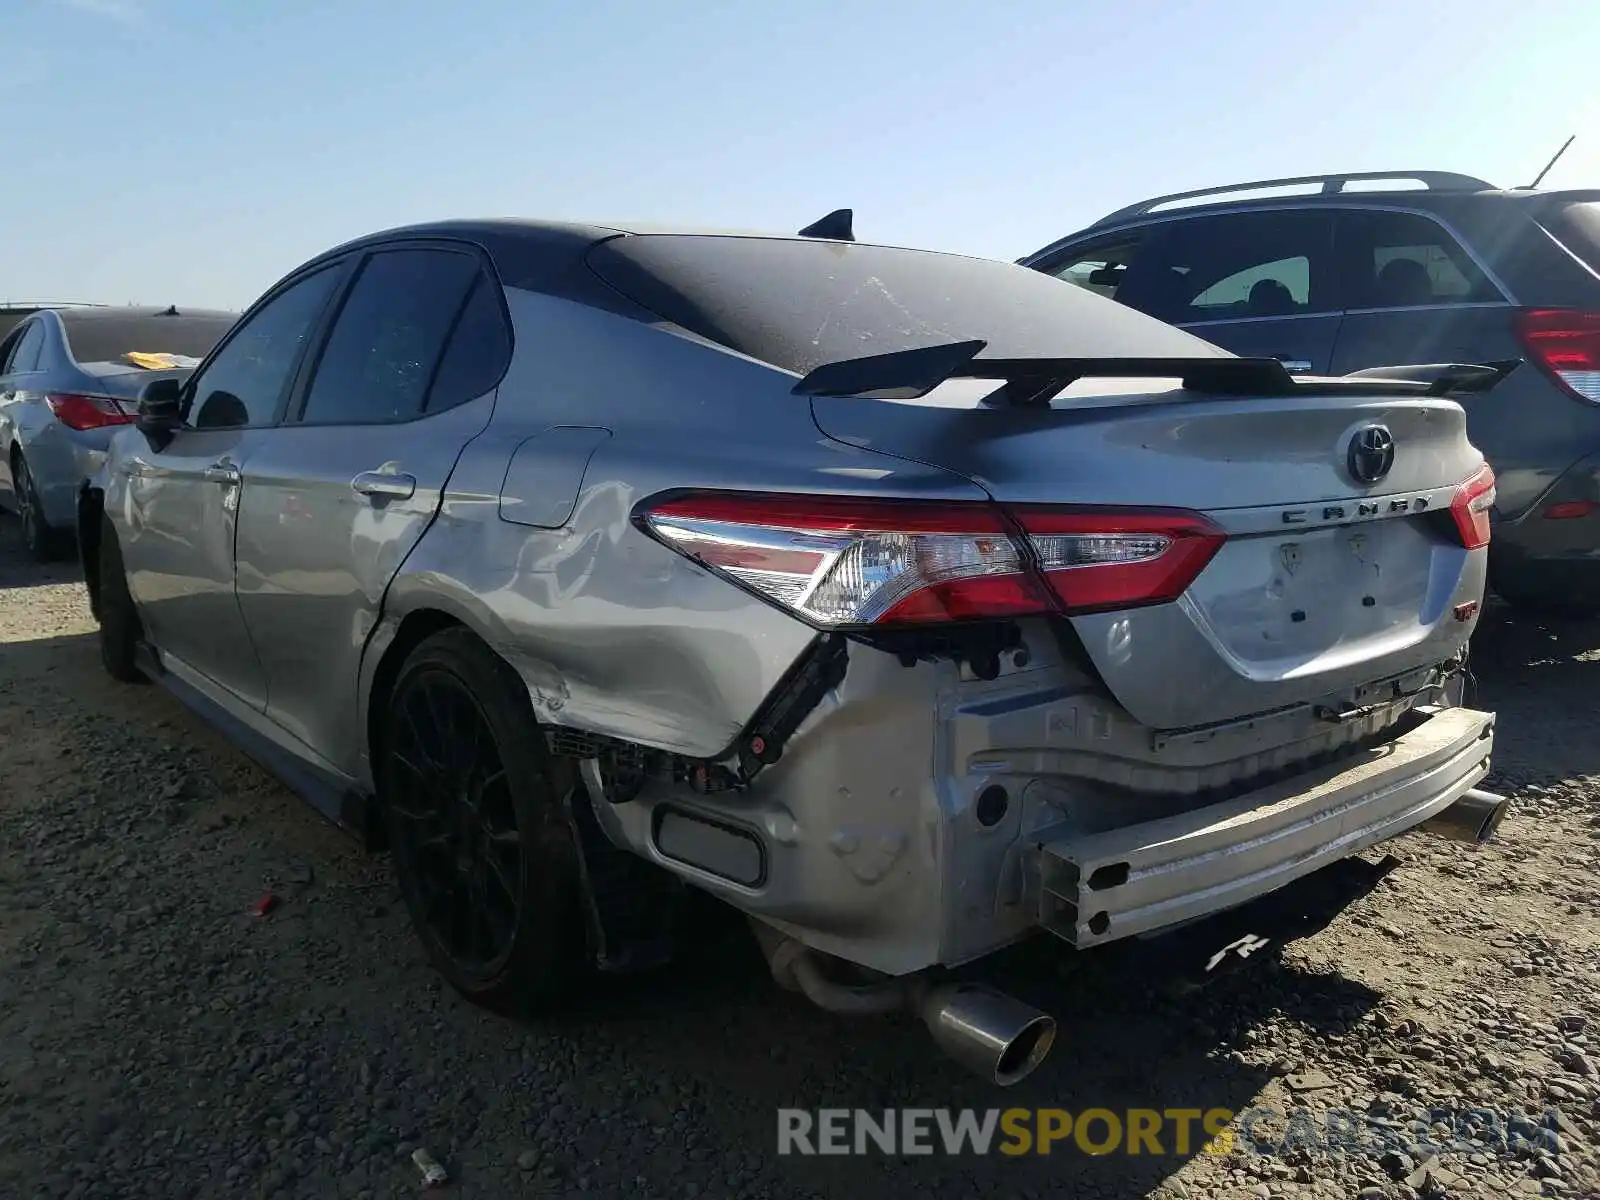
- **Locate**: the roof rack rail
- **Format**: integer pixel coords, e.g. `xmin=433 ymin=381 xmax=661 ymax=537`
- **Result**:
xmin=1090 ymin=170 xmax=1497 ymax=228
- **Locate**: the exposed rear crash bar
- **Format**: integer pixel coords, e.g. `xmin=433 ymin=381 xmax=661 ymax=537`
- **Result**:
xmin=1037 ymin=706 xmax=1495 ymax=949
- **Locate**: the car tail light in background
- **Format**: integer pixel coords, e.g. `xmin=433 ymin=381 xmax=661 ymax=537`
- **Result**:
xmin=45 ymin=392 xmax=134 ymax=431
xmin=1513 ymin=308 xmax=1600 ymax=403
xmin=639 ymin=492 xmax=1226 ymax=628
xmin=1543 ymin=499 xmax=1596 ymax=520
xmin=1448 ymin=464 xmax=1497 ymax=550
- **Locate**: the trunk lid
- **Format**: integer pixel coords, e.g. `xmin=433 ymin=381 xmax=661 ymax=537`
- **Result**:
xmin=810 ymin=379 xmax=1487 ymax=730
xmin=79 ymin=363 xmax=194 ymax=401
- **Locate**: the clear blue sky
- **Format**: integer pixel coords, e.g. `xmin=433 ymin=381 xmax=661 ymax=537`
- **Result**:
xmin=5 ymin=0 xmax=1598 ymax=310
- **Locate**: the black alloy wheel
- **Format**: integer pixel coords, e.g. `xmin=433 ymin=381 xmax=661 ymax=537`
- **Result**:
xmin=382 ymin=629 xmax=583 ymax=1012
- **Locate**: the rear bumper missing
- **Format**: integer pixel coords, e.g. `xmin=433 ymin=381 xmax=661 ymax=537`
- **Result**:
xmin=1035 ymin=705 xmax=1495 ymax=949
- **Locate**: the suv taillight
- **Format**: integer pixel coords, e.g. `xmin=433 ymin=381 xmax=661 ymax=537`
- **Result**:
xmin=45 ymin=392 xmax=133 ymax=431
xmin=638 ymin=492 xmax=1226 ymax=628
xmin=1513 ymin=308 xmax=1600 ymax=403
xmin=1449 ymin=464 xmax=1496 ymax=550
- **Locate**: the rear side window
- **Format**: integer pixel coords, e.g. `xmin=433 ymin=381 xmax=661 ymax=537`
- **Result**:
xmin=297 ymin=248 xmax=479 ymax=425
xmin=1336 ymin=210 xmax=1502 ymax=309
xmin=425 ymin=275 xmax=512 ymax=413
xmin=1547 ymin=201 xmax=1600 ymax=276
xmin=0 ymin=312 xmax=35 ymax=346
xmin=5 ymin=322 xmax=45 ymax=373
xmin=60 ymin=312 xmax=237 ymax=365
xmin=1111 ymin=211 xmax=1336 ymax=325
xmin=586 ymin=235 xmax=1226 ymax=378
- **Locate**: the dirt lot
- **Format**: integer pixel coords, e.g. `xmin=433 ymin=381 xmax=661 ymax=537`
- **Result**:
xmin=0 ymin=520 xmax=1596 ymax=1200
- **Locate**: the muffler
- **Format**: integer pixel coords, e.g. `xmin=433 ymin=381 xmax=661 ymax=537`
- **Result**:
xmin=751 ymin=921 xmax=1056 ymax=1086
xmin=1420 ymin=788 xmax=1509 ymax=844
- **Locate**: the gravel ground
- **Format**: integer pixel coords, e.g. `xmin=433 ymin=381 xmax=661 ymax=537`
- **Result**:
xmin=0 ymin=517 xmax=1597 ymax=1200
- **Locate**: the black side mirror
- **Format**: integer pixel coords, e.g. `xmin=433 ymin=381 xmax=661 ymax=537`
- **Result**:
xmin=135 ymin=377 xmax=185 ymax=452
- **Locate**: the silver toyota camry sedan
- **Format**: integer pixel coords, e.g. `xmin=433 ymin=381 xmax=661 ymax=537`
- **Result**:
xmin=80 ymin=216 xmax=1509 ymax=1084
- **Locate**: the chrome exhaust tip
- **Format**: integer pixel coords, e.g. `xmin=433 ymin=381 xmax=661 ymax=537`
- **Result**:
xmin=1420 ymin=787 xmax=1510 ymax=845
xmin=748 ymin=921 xmax=1057 ymax=1087
xmin=917 ymin=982 xmax=1057 ymax=1087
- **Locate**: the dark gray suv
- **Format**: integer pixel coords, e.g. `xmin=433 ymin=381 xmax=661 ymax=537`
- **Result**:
xmin=1021 ymin=170 xmax=1600 ymax=615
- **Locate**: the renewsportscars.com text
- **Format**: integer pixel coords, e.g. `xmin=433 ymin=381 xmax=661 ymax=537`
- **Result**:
xmin=778 ymin=1108 xmax=1234 ymax=1157
xmin=776 ymin=1105 xmax=1569 ymax=1159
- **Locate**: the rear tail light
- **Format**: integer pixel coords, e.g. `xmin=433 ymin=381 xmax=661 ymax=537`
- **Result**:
xmin=1448 ymin=464 xmax=1496 ymax=550
xmin=639 ymin=492 xmax=1225 ymax=629
xmin=1543 ymin=500 xmax=1595 ymax=520
xmin=45 ymin=392 xmax=133 ymax=431
xmin=1513 ymin=308 xmax=1600 ymax=403
xmin=1015 ymin=508 xmax=1227 ymax=613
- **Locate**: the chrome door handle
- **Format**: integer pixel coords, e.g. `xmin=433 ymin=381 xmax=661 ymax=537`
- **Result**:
xmin=202 ymin=462 xmax=241 ymax=485
xmin=1275 ymin=357 xmax=1314 ymax=375
xmin=351 ymin=471 xmax=416 ymax=500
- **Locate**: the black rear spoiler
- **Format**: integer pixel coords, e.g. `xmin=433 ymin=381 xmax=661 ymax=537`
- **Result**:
xmin=789 ymin=340 xmax=1522 ymax=405
xmin=1339 ymin=360 xmax=1522 ymax=396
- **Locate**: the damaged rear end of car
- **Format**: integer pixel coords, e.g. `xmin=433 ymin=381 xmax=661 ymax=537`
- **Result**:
xmin=383 ymin=229 xmax=1511 ymax=1088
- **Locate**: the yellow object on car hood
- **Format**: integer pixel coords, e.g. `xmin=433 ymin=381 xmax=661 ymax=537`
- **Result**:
xmin=121 ymin=351 xmax=203 ymax=370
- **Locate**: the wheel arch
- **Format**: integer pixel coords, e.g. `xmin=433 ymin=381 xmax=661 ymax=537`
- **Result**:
xmin=8 ymin=439 xmax=23 ymax=503
xmin=360 ymin=598 xmax=691 ymax=978
xmin=356 ymin=607 xmax=468 ymax=851
xmin=363 ymin=607 xmax=470 ymax=769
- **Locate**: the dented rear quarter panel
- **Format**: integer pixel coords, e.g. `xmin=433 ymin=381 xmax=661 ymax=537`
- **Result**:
xmin=358 ymin=288 xmax=992 ymax=782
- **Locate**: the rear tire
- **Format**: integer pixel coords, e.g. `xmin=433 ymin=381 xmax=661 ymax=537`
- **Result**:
xmin=380 ymin=628 xmax=587 ymax=1014
xmin=15 ymin=453 xmax=69 ymax=563
xmin=96 ymin=516 xmax=147 ymax=684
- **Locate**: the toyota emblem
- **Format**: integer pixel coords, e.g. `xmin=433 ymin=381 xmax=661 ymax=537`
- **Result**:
xmin=1346 ymin=425 xmax=1395 ymax=485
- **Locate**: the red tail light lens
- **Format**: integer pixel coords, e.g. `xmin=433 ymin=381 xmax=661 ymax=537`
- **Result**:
xmin=1513 ymin=309 xmax=1600 ymax=403
xmin=1015 ymin=507 xmax=1228 ymax=614
xmin=1448 ymin=464 xmax=1496 ymax=550
xmin=45 ymin=392 xmax=133 ymax=431
xmin=1543 ymin=500 xmax=1595 ymax=520
xmin=639 ymin=493 xmax=1225 ymax=628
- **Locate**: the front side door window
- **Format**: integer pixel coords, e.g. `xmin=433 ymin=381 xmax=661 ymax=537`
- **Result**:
xmin=187 ymin=266 xmax=344 ymax=430
xmin=1098 ymin=210 xmax=1343 ymax=374
xmin=116 ymin=264 xmax=343 ymax=709
xmin=1042 ymin=236 xmax=1147 ymax=304
xmin=1113 ymin=210 xmax=1338 ymax=326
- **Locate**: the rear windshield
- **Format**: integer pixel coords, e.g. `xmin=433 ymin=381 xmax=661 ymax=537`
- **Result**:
xmin=60 ymin=312 xmax=237 ymax=366
xmin=1548 ymin=201 xmax=1600 ymax=275
xmin=586 ymin=234 xmax=1227 ymax=377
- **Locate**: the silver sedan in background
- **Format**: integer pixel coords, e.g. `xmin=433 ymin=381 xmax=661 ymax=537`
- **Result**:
xmin=0 ymin=305 xmax=237 ymax=559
